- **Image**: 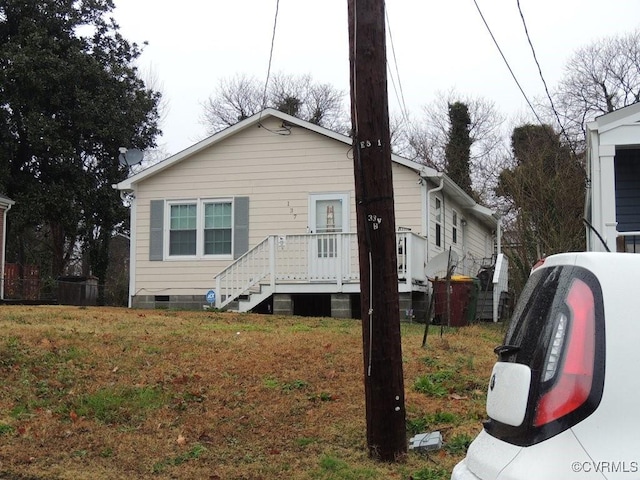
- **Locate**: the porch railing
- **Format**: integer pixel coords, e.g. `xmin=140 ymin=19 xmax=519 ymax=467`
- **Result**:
xmin=617 ymin=232 xmax=640 ymax=253
xmin=215 ymin=231 xmax=427 ymax=310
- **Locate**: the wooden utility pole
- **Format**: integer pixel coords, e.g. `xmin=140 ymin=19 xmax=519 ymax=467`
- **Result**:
xmin=347 ymin=0 xmax=407 ymax=461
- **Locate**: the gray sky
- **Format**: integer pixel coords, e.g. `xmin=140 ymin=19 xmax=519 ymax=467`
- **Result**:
xmin=113 ymin=0 xmax=640 ymax=156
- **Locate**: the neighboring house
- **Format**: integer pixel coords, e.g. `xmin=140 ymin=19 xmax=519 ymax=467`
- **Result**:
xmin=0 ymin=194 xmax=15 ymax=300
xmin=586 ymin=102 xmax=640 ymax=253
xmin=115 ymin=109 xmax=503 ymax=319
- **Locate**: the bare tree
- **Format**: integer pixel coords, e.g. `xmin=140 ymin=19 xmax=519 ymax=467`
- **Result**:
xmin=550 ymin=29 xmax=640 ymax=147
xmin=305 ymin=81 xmax=349 ymax=133
xmin=387 ymin=111 xmax=425 ymax=160
xmin=200 ymin=74 xmax=264 ymax=134
xmin=200 ymin=72 xmax=348 ymax=135
xmin=404 ymin=90 xmax=508 ymax=203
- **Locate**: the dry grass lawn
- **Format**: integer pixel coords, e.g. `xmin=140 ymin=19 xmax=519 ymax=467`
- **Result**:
xmin=0 ymin=306 xmax=504 ymax=479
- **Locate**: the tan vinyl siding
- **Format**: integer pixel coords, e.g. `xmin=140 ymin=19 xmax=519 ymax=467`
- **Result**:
xmin=391 ymin=163 xmax=423 ymax=233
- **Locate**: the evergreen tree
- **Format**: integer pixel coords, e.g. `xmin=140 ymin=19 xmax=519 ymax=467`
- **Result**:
xmin=496 ymin=125 xmax=585 ymax=294
xmin=444 ymin=102 xmax=473 ymax=197
xmin=0 ymin=0 xmax=161 ymax=303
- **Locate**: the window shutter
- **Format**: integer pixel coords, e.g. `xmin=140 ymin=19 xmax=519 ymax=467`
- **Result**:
xmin=233 ymin=197 xmax=249 ymax=259
xmin=149 ymin=200 xmax=164 ymax=261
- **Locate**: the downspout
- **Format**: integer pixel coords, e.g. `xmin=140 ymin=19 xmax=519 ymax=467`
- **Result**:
xmin=495 ymin=215 xmax=502 ymax=256
xmin=584 ymin=127 xmax=594 ymax=251
xmin=426 ymin=174 xmax=444 ymax=263
xmin=461 ymin=219 xmax=467 ymax=274
xmin=1 ymin=202 xmax=13 ymax=300
xmin=118 ymin=189 xmax=136 ymax=308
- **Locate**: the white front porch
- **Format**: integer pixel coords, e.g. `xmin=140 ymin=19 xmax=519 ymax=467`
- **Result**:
xmin=214 ymin=231 xmax=428 ymax=312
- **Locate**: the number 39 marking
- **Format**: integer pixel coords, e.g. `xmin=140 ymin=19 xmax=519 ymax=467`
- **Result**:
xmin=368 ymin=215 xmax=383 ymax=230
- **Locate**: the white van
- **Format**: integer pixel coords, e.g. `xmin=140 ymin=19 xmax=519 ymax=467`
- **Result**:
xmin=452 ymin=252 xmax=640 ymax=480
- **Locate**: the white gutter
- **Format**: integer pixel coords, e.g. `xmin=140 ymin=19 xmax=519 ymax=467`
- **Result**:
xmin=496 ymin=215 xmax=502 ymax=255
xmin=118 ymin=189 xmax=137 ymax=309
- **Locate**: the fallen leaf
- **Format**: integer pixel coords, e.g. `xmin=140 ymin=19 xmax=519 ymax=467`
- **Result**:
xmin=176 ymin=434 xmax=186 ymax=445
xmin=69 ymin=411 xmax=79 ymax=423
xmin=449 ymin=393 xmax=468 ymax=400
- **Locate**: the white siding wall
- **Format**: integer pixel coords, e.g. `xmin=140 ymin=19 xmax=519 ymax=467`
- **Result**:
xmin=426 ymin=181 xmax=494 ymax=277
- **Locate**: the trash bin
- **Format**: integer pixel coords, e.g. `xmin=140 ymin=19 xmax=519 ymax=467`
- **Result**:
xmin=432 ymin=275 xmax=477 ymax=327
xmin=466 ymin=278 xmax=481 ymax=324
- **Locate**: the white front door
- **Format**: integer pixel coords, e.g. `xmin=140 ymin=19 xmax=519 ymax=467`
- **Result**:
xmin=309 ymin=193 xmax=349 ymax=280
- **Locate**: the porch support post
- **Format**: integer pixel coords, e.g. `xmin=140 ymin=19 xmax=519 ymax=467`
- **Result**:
xmin=337 ymin=234 xmax=343 ymax=288
xmin=331 ymin=293 xmax=351 ymax=318
xmin=215 ymin=276 xmax=221 ymax=308
xmin=269 ymin=235 xmax=276 ymax=290
xmin=273 ymin=294 xmax=293 ymax=315
xmin=404 ymin=233 xmax=412 ymax=289
xmin=599 ymin=144 xmax=618 ymax=251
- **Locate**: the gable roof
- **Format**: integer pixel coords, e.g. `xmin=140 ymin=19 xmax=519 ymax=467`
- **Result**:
xmin=114 ymin=108 xmax=498 ymax=227
xmin=588 ymin=101 xmax=640 ymax=135
xmin=115 ymin=108 xmax=438 ymax=190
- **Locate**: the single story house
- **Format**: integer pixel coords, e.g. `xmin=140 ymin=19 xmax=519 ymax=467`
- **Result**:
xmin=585 ymin=102 xmax=640 ymax=253
xmin=115 ymin=109 xmax=504 ymax=319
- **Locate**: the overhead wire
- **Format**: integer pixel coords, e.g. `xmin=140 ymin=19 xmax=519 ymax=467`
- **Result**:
xmin=516 ymin=0 xmax=578 ymax=155
xmin=471 ymin=0 xmax=546 ymax=127
xmin=260 ymin=0 xmax=279 ymax=115
xmin=257 ymin=0 xmax=290 ymax=135
xmin=385 ymin=7 xmax=411 ymax=127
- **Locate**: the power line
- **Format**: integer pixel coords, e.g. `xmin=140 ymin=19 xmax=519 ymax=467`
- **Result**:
xmin=258 ymin=0 xmax=280 ymax=122
xmin=516 ymin=0 xmax=577 ymax=153
xmin=385 ymin=7 xmax=411 ymax=126
xmin=471 ymin=0 xmax=545 ymax=127
xmin=257 ymin=0 xmax=290 ymax=135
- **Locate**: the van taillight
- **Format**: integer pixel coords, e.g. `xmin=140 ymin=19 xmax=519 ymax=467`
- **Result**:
xmin=534 ymin=279 xmax=595 ymax=426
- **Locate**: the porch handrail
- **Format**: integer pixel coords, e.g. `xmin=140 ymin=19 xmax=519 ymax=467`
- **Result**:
xmin=215 ymin=236 xmax=273 ymax=309
xmin=214 ymin=231 xmax=427 ymax=310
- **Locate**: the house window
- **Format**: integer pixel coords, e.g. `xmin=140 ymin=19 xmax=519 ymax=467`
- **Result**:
xmin=435 ymin=197 xmax=442 ymax=248
xmin=169 ymin=203 xmax=197 ymax=255
xmin=452 ymin=210 xmax=458 ymax=244
xmin=167 ymin=199 xmax=233 ymax=257
xmin=204 ymin=202 xmax=232 ymax=255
